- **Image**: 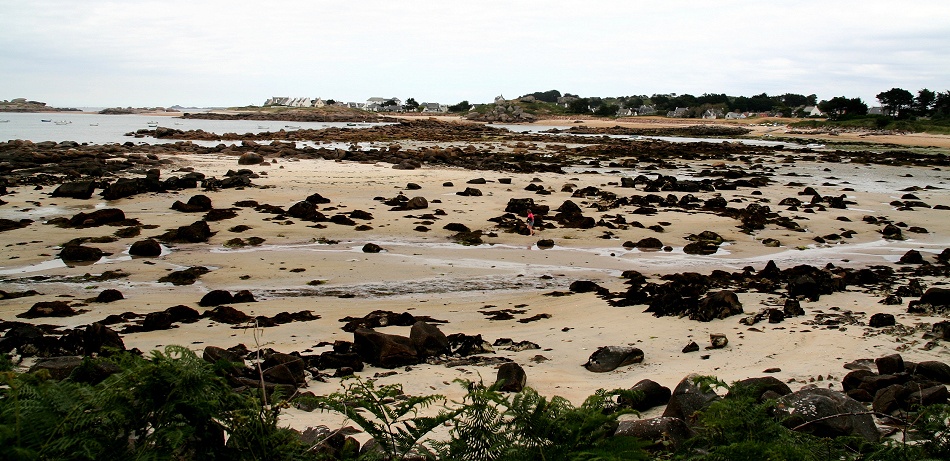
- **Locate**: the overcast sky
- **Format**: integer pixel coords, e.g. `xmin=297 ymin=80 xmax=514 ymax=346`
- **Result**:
xmin=2 ymin=0 xmax=948 ymax=108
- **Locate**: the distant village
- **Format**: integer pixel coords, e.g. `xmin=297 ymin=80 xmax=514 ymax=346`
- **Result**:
xmin=261 ymin=94 xmax=852 ymax=120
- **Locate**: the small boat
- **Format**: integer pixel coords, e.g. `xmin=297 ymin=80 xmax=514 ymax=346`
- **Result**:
xmin=0 ymin=119 xmax=9 ymax=123
xmin=89 ymin=123 xmax=99 ymax=126
xmin=54 ymin=121 xmax=72 ymax=125
xmin=41 ymin=119 xmax=52 ymax=122
xmin=346 ymin=123 xmax=357 ymax=126
xmin=284 ymin=125 xmax=300 ymax=129
xmin=805 ymin=143 xmax=826 ymax=149
xmin=257 ymin=125 xmax=271 ymax=129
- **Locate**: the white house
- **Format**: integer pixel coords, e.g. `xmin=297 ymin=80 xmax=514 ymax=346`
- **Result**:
xmin=802 ymin=106 xmax=823 ymax=117
xmin=422 ymin=102 xmax=448 ymax=113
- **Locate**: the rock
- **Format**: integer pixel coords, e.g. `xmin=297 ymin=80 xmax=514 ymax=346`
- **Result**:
xmin=662 ymin=374 xmax=721 ymax=424
xmin=898 ymin=249 xmax=925 ymax=264
xmin=634 ymin=237 xmax=664 ymax=250
xmin=787 ymin=275 xmax=821 ymax=302
xmin=682 ymin=341 xmax=699 ymax=353
xmin=881 ymin=224 xmax=904 ymax=240
xmin=731 ymin=376 xmax=793 ymax=401
xmin=569 ymin=280 xmax=602 ymax=293
xmin=17 ymin=301 xmax=79 ymax=318
xmin=708 ymin=333 xmax=728 ymax=349
xmin=362 ymin=243 xmax=384 ymax=253
xmin=583 ymin=346 xmax=643 ymax=372
xmin=232 ymin=290 xmax=256 ymax=303
xmin=199 ymin=290 xmax=234 ymax=307
xmin=409 ymin=321 xmax=450 ymax=358
xmin=160 ymin=220 xmax=214 ymax=243
xmin=495 ymin=362 xmax=527 ymax=392
xmin=52 ymin=181 xmax=96 ymax=199
xmin=872 ymin=384 xmax=907 ymax=415
xmin=868 ymin=313 xmax=896 ymax=328
xmin=775 ymin=387 xmax=880 ymax=442
xmin=909 ymin=361 xmax=950 ymax=383
xmin=68 ymin=208 xmax=126 ymax=227
xmin=683 ymin=241 xmax=719 ymax=255
xmin=59 ymin=244 xmax=103 ymax=262
xmin=238 ymin=152 xmax=264 ymax=165
xmin=353 ymin=328 xmax=419 ymax=368
xmin=81 ymin=323 xmax=125 ymax=355
xmin=623 ymin=379 xmax=672 ymax=411
xmin=693 ymin=291 xmax=743 ymax=321
xmin=203 ymin=305 xmax=252 ymax=324
xmin=404 ymin=196 xmax=428 ymax=210
xmin=262 ymin=353 xmax=306 ymax=385
xmin=202 ymin=345 xmax=246 ymax=367
xmin=614 ymin=417 xmax=694 ymax=450
xmin=876 ymin=354 xmax=905 ymax=375
xmin=28 ymin=356 xmax=83 ymax=380
xmin=447 ymin=333 xmax=494 ymax=356
xmin=129 ymin=238 xmax=162 ymax=257
xmin=536 ymin=239 xmax=555 ymax=249
xmin=95 ymin=289 xmax=123 ymax=303
xmin=158 ymin=266 xmax=210 ymax=285
xmin=934 ymin=321 xmax=950 ymax=340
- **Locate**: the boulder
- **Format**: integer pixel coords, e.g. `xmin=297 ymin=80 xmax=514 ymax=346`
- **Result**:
xmin=495 ymin=362 xmax=527 ymax=392
xmin=28 ymin=356 xmax=84 ymax=380
xmin=909 ymin=361 xmax=950 ymax=384
xmin=868 ymin=313 xmax=896 ymax=328
xmin=662 ymin=374 xmax=721 ymax=424
xmin=583 ymin=346 xmax=643 ymax=372
xmin=409 ymin=321 xmax=450 ymax=358
xmin=353 ymin=328 xmax=419 ymax=369
xmin=95 ymin=289 xmax=124 ymax=303
xmin=614 ymin=417 xmax=694 ymax=450
xmin=623 ymin=379 xmax=672 ymax=411
xmin=203 ymin=305 xmax=252 ymax=324
xmin=238 ymin=152 xmax=264 ymax=165
xmin=81 ymin=323 xmax=125 ymax=355
xmin=875 ymin=354 xmax=905 ymax=375
xmin=898 ymin=249 xmax=925 ymax=264
xmin=52 ymin=181 xmax=96 ymax=199
xmin=362 ymin=243 xmax=384 ymax=253
xmin=68 ymin=208 xmax=126 ymax=227
xmin=171 ymin=194 xmax=212 ymax=212
xmin=59 ymin=244 xmax=103 ymax=262
xmin=17 ymin=301 xmax=79 ymax=318
xmin=202 ymin=345 xmax=246 ymax=366
xmin=199 ymin=290 xmax=234 ymax=307
xmin=129 ymin=238 xmax=162 ymax=257
xmin=775 ymin=387 xmax=880 ymax=442
xmin=692 ymin=291 xmax=743 ymax=321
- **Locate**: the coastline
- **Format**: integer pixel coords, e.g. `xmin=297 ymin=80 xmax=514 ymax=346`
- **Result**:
xmin=1 ymin=114 xmax=949 ymax=437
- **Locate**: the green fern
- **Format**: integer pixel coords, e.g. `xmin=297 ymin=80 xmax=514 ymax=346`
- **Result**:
xmin=316 ymin=377 xmax=456 ymax=460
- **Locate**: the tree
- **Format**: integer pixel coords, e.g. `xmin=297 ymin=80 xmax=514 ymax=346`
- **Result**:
xmin=519 ymin=90 xmax=561 ymax=103
xmin=818 ymin=96 xmax=868 ymax=119
xmin=876 ymin=87 xmax=914 ymax=118
xmin=933 ymin=91 xmax=950 ymax=117
xmin=382 ymin=98 xmax=399 ymax=107
xmin=567 ymin=98 xmax=591 ymax=114
xmin=912 ymin=89 xmax=936 ymax=116
xmin=447 ymin=100 xmax=471 ymax=112
xmin=594 ymin=103 xmax=620 ymax=117
xmin=404 ymin=97 xmax=420 ymax=111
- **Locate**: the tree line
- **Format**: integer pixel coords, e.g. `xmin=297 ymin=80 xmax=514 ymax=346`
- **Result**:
xmin=444 ymin=88 xmax=950 ymax=120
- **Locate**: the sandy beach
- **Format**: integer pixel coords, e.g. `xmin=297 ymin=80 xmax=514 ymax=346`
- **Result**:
xmin=2 ymin=120 xmax=949 ymax=434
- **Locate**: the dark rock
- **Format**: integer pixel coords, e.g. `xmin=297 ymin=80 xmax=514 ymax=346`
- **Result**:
xmin=160 ymin=220 xmax=214 ymax=243
xmin=693 ymin=291 xmax=743 ymax=321
xmin=583 ymin=346 xmax=643 ymax=372
xmin=203 ymin=345 xmax=246 ymax=366
xmin=17 ymin=301 xmax=79 ymax=318
xmin=909 ymin=361 xmax=950 ymax=383
xmin=52 ymin=181 xmax=96 ymax=199
xmin=775 ymin=388 xmax=880 ymax=442
xmin=82 ymin=323 xmax=125 ymax=355
xmin=536 ymin=239 xmax=555 ymax=249
xmin=681 ymin=341 xmax=699 ymax=353
xmin=868 ymin=313 xmax=896 ymax=328
xmin=934 ymin=321 xmax=950 ymax=340
xmin=409 ymin=321 xmax=450 ymax=358
xmin=68 ymin=208 xmax=126 ymax=227
xmin=203 ymin=305 xmax=252 ymax=324
xmin=171 ymin=194 xmax=213 ymax=212
xmin=898 ymin=249 xmax=925 ymax=264
xmin=447 ymin=333 xmax=494 ymax=356
xmin=614 ymin=417 xmax=694 ymax=450
xmin=569 ymin=280 xmax=603 ymax=294
xmin=874 ymin=354 xmax=904 ymax=375
xmin=662 ymin=374 xmax=721 ymax=424
xmin=59 ymin=244 xmax=103 ymax=262
xmin=362 ymin=243 xmax=384 ymax=253
xmin=353 ymin=328 xmax=419 ymax=368
xmin=158 ymin=266 xmax=210 ymax=285
xmin=404 ymin=196 xmax=428 ymax=210
xmin=842 ymin=369 xmax=877 ymax=392
xmin=872 ymin=384 xmax=907 ymax=415
xmin=238 ymin=152 xmax=264 ymax=165
xmin=28 ymin=356 xmax=84 ymax=380
xmin=623 ymin=379 xmax=672 ymax=411
xmin=129 ymin=238 xmax=162 ymax=256
xmin=95 ymin=289 xmax=124 ymax=303
xmin=634 ymin=237 xmax=664 ymax=250
xmin=232 ymin=290 xmax=256 ymax=303
xmin=881 ymin=224 xmax=904 ymax=240
xmin=199 ymin=290 xmax=235 ymax=307
xmin=731 ymin=376 xmax=792 ymax=401
xmin=495 ymin=362 xmax=527 ymax=392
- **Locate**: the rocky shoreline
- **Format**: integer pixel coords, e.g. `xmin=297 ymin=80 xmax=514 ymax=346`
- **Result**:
xmin=2 ymin=119 xmax=950 ymax=449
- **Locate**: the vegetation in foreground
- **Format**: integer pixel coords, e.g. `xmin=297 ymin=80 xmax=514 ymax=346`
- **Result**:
xmin=1 ymin=347 xmax=948 ymax=460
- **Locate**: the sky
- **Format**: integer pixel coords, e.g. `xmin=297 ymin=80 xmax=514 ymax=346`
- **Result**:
xmin=2 ymin=0 xmax=949 ymax=108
